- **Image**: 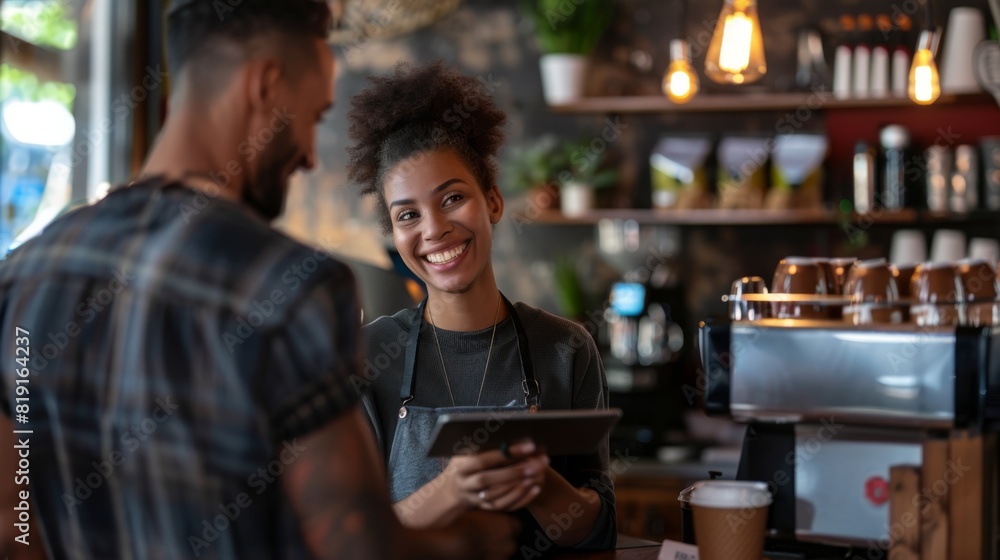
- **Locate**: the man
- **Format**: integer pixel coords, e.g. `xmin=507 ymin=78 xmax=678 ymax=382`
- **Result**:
xmin=0 ymin=1 xmax=517 ymax=558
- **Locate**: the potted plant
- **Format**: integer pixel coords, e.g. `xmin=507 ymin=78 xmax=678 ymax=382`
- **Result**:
xmin=553 ymin=255 xmax=588 ymax=321
xmin=556 ymin=139 xmax=619 ymax=216
xmin=501 ymin=135 xmax=566 ymax=211
xmin=522 ymin=0 xmax=614 ymax=104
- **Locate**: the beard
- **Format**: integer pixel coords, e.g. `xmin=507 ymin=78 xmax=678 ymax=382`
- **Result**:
xmin=242 ymin=126 xmax=298 ymax=222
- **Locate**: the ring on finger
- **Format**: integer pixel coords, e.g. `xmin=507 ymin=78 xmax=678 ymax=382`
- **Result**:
xmin=478 ymin=490 xmax=488 ymax=502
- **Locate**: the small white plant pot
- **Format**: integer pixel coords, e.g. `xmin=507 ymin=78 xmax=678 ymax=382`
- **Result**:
xmin=539 ymin=54 xmax=588 ymax=105
xmin=560 ymin=182 xmax=594 ymax=216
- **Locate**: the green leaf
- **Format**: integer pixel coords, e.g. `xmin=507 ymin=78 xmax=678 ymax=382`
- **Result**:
xmin=588 ymin=169 xmax=619 ymax=189
xmin=522 ymin=0 xmax=613 ymax=55
xmin=553 ymin=256 xmax=587 ymax=318
xmin=1 ymin=1 xmax=78 ymax=51
xmin=0 ymin=63 xmax=76 ymax=110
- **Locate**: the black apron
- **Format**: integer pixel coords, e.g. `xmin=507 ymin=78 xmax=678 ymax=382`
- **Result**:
xmin=388 ymin=294 xmax=540 ymax=502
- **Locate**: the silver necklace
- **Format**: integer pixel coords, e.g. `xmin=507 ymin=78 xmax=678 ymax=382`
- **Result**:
xmin=427 ymin=293 xmax=502 ymax=407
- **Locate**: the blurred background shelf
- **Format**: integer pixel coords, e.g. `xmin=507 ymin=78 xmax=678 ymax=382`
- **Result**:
xmin=548 ymin=92 xmax=996 ymax=114
xmin=0 ymin=29 xmax=64 ymax=82
xmin=517 ymin=208 xmax=1000 ymax=226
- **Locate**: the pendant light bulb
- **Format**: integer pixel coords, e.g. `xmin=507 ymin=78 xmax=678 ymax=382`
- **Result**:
xmin=704 ymin=0 xmax=767 ymax=85
xmin=663 ymin=40 xmax=699 ymax=104
xmin=908 ymin=30 xmax=940 ymax=105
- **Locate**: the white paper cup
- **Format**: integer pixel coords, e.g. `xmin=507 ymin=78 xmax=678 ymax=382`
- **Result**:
xmin=941 ymin=8 xmax=987 ymax=93
xmin=931 ymin=229 xmax=967 ymax=262
xmin=890 ymin=229 xmax=927 ymax=265
xmin=690 ymin=481 xmax=772 ymax=560
xmin=969 ymin=238 xmax=1000 ymax=266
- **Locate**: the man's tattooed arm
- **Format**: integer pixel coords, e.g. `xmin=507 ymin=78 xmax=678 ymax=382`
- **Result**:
xmin=283 ymin=407 xmax=520 ymax=560
xmin=283 ymin=408 xmax=399 ymax=559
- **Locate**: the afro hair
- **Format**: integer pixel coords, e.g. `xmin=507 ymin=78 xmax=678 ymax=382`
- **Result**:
xmin=347 ymin=61 xmax=507 ymax=233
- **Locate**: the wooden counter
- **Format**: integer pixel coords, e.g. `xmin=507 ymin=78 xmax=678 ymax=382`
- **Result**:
xmin=549 ymin=535 xmax=854 ymax=559
xmin=551 ymin=547 xmax=660 ymax=559
xmin=550 ymin=535 xmax=661 ymax=559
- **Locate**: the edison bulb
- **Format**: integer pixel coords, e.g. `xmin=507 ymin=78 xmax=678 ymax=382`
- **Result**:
xmin=663 ymin=40 xmax=699 ymax=104
xmin=908 ymin=31 xmax=940 ymax=105
xmin=704 ymin=0 xmax=767 ymax=85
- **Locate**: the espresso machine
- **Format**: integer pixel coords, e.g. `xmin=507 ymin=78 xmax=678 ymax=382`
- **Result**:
xmin=597 ymin=220 xmax=692 ymax=458
xmin=699 ymin=316 xmax=1000 ymax=558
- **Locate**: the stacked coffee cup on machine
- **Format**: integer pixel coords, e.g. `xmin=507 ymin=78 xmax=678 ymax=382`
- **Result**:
xmin=727 ymin=252 xmax=1000 ymax=327
xmin=842 ymin=258 xmax=905 ymax=324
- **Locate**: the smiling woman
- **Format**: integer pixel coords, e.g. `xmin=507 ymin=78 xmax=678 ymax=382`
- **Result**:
xmin=346 ymin=61 xmax=618 ymax=555
xmin=384 ymin=151 xmax=502 ymax=297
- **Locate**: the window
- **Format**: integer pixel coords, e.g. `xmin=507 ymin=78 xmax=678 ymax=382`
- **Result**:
xmin=1 ymin=0 xmax=78 ymax=252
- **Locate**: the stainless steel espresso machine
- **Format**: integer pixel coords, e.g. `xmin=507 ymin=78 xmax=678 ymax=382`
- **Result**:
xmin=699 ymin=317 xmax=1000 ymax=559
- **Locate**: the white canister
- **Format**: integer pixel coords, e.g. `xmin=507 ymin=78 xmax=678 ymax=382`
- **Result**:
xmin=559 ymin=182 xmax=594 ymax=217
xmin=539 ymin=54 xmax=588 ymax=105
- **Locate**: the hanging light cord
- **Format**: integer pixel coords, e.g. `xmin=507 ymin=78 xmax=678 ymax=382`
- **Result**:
xmin=675 ymin=0 xmax=688 ymax=41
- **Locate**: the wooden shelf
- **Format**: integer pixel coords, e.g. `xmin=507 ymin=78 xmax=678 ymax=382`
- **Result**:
xmin=548 ymin=92 xmax=995 ymax=114
xmin=516 ymin=208 xmax=999 ymax=226
xmin=0 ymin=30 xmax=64 ymax=83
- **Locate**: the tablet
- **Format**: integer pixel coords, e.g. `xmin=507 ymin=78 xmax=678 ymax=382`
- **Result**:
xmin=426 ymin=409 xmax=622 ymax=457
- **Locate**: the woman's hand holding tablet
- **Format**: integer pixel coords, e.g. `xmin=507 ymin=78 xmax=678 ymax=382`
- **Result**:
xmin=443 ymin=441 xmax=549 ymax=511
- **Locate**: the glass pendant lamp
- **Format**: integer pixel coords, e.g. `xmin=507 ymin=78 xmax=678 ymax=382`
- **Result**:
xmin=704 ymin=0 xmax=767 ymax=85
xmin=907 ymin=0 xmax=941 ymax=105
xmin=663 ymin=39 xmax=699 ymax=103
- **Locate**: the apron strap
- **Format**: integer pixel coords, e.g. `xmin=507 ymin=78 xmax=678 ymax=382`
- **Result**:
xmin=399 ymin=299 xmax=426 ymax=404
xmin=501 ymin=295 xmax=540 ymax=410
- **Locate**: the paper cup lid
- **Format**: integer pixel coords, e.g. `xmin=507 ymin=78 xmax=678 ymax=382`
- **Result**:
xmin=689 ymin=480 xmax=773 ymax=509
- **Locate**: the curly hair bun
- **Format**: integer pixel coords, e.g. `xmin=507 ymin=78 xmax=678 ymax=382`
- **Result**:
xmin=347 ymin=61 xmax=507 ymax=233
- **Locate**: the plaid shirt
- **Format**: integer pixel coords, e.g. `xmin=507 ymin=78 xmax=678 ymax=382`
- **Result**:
xmin=0 ymin=179 xmax=362 ymax=559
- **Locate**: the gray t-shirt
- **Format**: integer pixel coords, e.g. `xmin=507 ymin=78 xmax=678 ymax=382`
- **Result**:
xmin=360 ymin=302 xmax=616 ymax=552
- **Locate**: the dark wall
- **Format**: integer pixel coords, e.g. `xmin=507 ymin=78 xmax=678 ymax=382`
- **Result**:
xmin=291 ymin=0 xmax=999 ymax=328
